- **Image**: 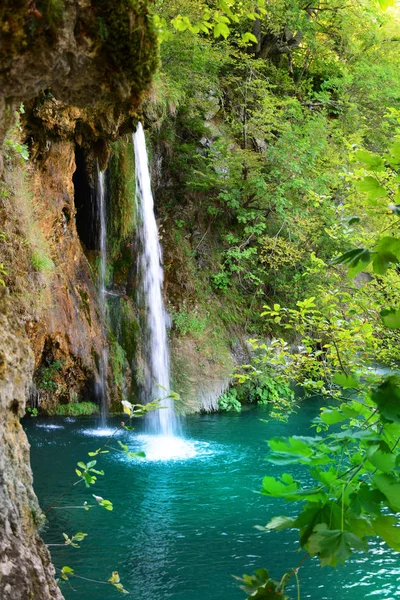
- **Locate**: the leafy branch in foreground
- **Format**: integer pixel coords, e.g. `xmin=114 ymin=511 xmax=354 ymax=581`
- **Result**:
xmin=239 ymin=372 xmax=400 ymax=598
xmin=47 ymin=532 xmax=88 ymax=549
xmin=44 ymin=398 xmax=166 ymax=594
xmin=58 ymin=567 xmax=129 ymax=594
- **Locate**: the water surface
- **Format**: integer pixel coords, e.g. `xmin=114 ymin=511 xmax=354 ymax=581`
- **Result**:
xmin=24 ymin=402 xmax=400 ymax=599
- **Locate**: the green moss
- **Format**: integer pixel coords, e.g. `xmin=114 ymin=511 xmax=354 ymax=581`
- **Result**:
xmin=120 ymin=298 xmax=140 ymax=363
xmin=31 ymin=248 xmax=54 ymax=272
xmin=92 ymin=0 xmax=159 ymax=96
xmin=55 ymin=401 xmax=98 ymax=416
xmin=107 ymin=138 xmax=136 ymax=283
xmin=109 ymin=338 xmax=126 ymax=392
xmin=78 ymin=288 xmax=92 ymax=327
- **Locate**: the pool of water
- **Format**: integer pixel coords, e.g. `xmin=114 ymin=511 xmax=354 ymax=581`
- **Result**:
xmin=24 ymin=402 xmax=400 ymax=599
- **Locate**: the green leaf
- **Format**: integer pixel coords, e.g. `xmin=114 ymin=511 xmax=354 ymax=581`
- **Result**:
xmin=373 ymin=516 xmax=400 ymax=551
xmin=100 ymin=499 xmax=113 ymax=511
xmin=331 ymin=248 xmax=371 ymax=276
xmin=367 ymin=447 xmax=396 ymax=473
xmin=355 ymin=484 xmax=385 ymax=516
xmin=61 ymin=566 xmax=74 ymax=580
xmin=242 ymin=32 xmax=258 ymax=44
xmin=355 ymin=176 xmax=387 ymax=201
xmin=373 ymin=473 xmax=400 ymax=511
xmin=334 ymin=373 xmax=359 ymax=389
xmin=371 ymin=376 xmax=400 ymax=424
xmin=261 ymin=474 xmax=298 ymax=497
xmin=90 ymin=468 xmax=104 ymax=475
xmin=354 ymin=150 xmax=385 ymax=171
xmin=263 ymin=516 xmax=296 ymax=531
xmin=372 ymin=251 xmax=398 ymax=275
xmin=307 ymin=525 xmax=368 ymax=566
xmin=381 ymin=308 xmax=400 ymax=329
xmin=233 ymin=569 xmax=288 ymax=599
xmin=213 ymin=22 xmax=230 ymax=38
xmin=71 ymin=532 xmax=87 ymax=544
xmin=376 ymin=236 xmax=400 ymax=260
xmin=319 ymin=409 xmax=347 ymax=425
xmin=109 ymin=572 xmax=121 ymax=584
xmin=389 ymin=140 xmax=400 ymax=160
xmin=171 ymin=16 xmax=188 ymax=31
xmin=294 ymin=503 xmax=342 ymax=547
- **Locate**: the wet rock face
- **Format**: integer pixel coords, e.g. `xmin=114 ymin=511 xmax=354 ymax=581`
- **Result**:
xmin=28 ymin=138 xmax=106 ymax=412
xmin=0 ymin=289 xmax=63 ymax=600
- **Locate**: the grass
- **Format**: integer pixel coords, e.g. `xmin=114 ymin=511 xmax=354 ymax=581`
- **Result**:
xmin=55 ymin=402 xmax=99 ymax=416
xmin=0 ymin=116 xmax=55 ymax=316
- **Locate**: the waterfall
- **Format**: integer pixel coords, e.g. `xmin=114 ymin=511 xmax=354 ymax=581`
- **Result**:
xmin=133 ymin=123 xmax=177 ymax=436
xmin=97 ymin=166 xmax=108 ymax=422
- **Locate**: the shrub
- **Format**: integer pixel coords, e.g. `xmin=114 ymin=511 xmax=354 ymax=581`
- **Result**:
xmin=55 ymin=402 xmax=99 ymax=416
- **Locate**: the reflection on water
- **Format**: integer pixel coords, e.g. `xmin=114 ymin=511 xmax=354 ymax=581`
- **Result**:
xmin=24 ymin=405 xmax=400 ymax=600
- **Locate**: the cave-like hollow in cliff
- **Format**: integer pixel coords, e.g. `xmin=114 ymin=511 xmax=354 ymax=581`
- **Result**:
xmin=73 ymin=145 xmax=99 ymax=252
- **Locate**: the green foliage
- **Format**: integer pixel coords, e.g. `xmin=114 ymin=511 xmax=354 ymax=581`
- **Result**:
xmin=0 ymin=262 xmax=7 ymax=287
xmin=38 ymin=360 xmax=63 ymax=391
xmin=108 ymin=338 xmax=128 ymax=398
xmin=26 ymin=407 xmax=38 ymax=417
xmin=258 ymin=376 xmax=400 ymax=564
xmin=75 ymin=460 xmax=104 ymax=488
xmin=218 ymin=388 xmax=242 ymax=412
xmin=5 ymin=137 xmax=29 ymax=162
xmin=55 ymin=402 xmax=98 ymax=416
xmin=31 ymin=249 xmax=55 ymax=273
xmin=240 ymin=135 xmax=400 ymax=596
xmin=170 ymin=305 xmax=207 ymax=336
xmin=234 ymin=568 xmax=289 ymax=600
xmin=61 ymin=532 xmax=88 ymax=549
xmin=58 ymin=566 xmax=129 ymax=594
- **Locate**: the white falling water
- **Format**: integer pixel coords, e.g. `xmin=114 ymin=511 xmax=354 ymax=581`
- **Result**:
xmin=97 ymin=166 xmax=108 ymax=423
xmin=133 ymin=123 xmax=177 ymax=436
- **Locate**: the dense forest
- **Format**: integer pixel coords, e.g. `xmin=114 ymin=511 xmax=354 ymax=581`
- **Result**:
xmin=0 ymin=0 xmax=400 ymax=599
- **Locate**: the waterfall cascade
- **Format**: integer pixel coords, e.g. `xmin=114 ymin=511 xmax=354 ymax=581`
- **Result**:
xmin=97 ymin=166 xmax=108 ymax=422
xmin=133 ymin=123 xmax=177 ymax=436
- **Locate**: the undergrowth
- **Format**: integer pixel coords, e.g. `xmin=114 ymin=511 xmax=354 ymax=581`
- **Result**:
xmin=55 ymin=402 xmax=99 ymax=416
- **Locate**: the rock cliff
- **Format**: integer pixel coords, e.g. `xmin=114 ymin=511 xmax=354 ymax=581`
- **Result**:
xmin=0 ymin=1 xmax=158 ymax=597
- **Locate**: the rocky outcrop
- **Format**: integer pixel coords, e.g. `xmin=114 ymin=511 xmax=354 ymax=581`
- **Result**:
xmin=28 ymin=136 xmax=106 ymax=412
xmin=0 ymin=0 xmax=158 ymax=149
xmin=0 ymin=289 xmax=63 ymax=600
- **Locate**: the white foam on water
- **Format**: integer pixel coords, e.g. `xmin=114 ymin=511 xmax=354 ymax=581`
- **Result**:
xmin=80 ymin=427 xmax=122 ymax=438
xmin=36 ymin=424 xmax=64 ymax=430
xmin=135 ymin=434 xmax=215 ymax=462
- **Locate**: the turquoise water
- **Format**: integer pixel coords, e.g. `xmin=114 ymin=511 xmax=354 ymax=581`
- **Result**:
xmin=24 ymin=402 xmax=400 ymax=599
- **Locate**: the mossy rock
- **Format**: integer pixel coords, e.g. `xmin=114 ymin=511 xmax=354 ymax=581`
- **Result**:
xmin=0 ymin=0 xmax=63 ymax=61
xmin=92 ymin=0 xmax=159 ymax=100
